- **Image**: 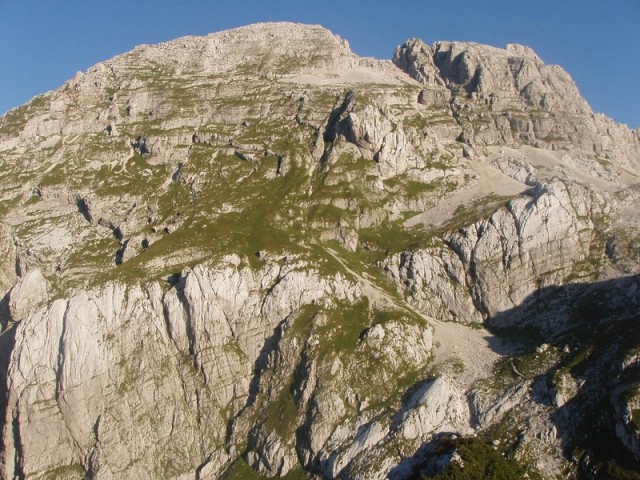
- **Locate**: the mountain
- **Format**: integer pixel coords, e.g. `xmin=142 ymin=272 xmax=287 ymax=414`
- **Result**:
xmin=1 ymin=22 xmax=640 ymax=479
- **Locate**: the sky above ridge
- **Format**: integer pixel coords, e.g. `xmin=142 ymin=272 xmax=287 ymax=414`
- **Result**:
xmin=0 ymin=0 xmax=638 ymax=128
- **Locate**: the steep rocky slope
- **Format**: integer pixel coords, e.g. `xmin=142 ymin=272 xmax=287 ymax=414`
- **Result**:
xmin=1 ymin=22 xmax=640 ymax=479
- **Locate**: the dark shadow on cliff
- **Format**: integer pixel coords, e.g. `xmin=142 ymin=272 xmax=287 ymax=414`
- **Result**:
xmin=483 ymin=273 xmax=640 ymax=479
xmin=388 ymin=432 xmax=529 ymax=480
xmin=226 ymin=315 xmax=294 ymax=448
xmin=0 ymin=291 xmax=9 ymax=328
xmin=490 ymin=273 xmax=639 ymax=332
xmin=0 ymin=318 xmax=17 ymax=468
xmin=387 ymin=432 xmax=462 ymax=480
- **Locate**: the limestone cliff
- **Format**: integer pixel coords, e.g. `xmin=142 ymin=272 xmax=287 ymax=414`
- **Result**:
xmin=1 ymin=22 xmax=640 ymax=480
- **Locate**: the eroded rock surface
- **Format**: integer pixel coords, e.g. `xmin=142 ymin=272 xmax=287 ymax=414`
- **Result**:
xmin=0 ymin=21 xmax=639 ymax=480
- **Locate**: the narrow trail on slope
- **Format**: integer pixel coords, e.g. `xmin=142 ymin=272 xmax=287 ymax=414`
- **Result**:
xmin=322 ymin=246 xmax=507 ymax=389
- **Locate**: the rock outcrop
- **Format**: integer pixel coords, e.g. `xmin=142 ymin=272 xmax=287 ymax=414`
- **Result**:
xmin=393 ymin=38 xmax=640 ymax=172
xmin=385 ymin=179 xmax=601 ymax=327
xmin=7 ymin=269 xmax=49 ymax=322
xmin=0 ymin=256 xmax=364 ymax=478
xmin=0 ymin=224 xmax=17 ymax=297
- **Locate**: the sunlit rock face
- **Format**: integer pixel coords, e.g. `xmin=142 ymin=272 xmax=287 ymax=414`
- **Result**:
xmin=1 ymin=22 xmax=639 ymax=480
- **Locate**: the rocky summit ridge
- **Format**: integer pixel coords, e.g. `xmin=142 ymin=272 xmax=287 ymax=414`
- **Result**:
xmin=1 ymin=22 xmax=640 ymax=480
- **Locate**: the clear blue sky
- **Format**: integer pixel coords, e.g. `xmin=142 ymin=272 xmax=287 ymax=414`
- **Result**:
xmin=1 ymin=0 xmax=639 ymax=128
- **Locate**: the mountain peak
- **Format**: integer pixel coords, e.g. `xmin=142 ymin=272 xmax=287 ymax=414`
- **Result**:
xmin=1 ymin=23 xmax=640 ymax=480
xmin=115 ymin=21 xmax=356 ymax=77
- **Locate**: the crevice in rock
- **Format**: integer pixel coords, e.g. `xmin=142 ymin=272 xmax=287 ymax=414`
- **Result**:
xmin=97 ymin=218 xmax=123 ymax=241
xmin=51 ymin=301 xmax=86 ymax=470
xmin=161 ymin=291 xmax=179 ymax=350
xmin=176 ymin=277 xmax=196 ymax=365
xmin=249 ymin=319 xmax=287 ymax=408
xmin=0 ymin=323 xmax=17 ymax=470
xmin=194 ymin=451 xmax=214 ymax=480
xmin=75 ymin=197 xmax=93 ymax=224
xmin=229 ymin=314 xmax=291 ymax=448
xmin=84 ymin=414 xmax=101 ymax=479
xmin=296 ymin=395 xmax=321 ymax=472
xmin=316 ymin=90 xmax=356 ymax=171
xmin=275 ymin=155 xmax=285 ymax=176
xmin=131 ymin=134 xmax=150 ymax=155
xmin=323 ymin=90 xmax=355 ymax=144
xmin=14 ymin=240 xmax=24 ymax=278
xmin=172 ymin=162 xmax=183 ymax=182
xmin=174 ymin=275 xmax=197 ymax=363
xmin=11 ymin=408 xmax=25 ymax=480
xmin=55 ymin=300 xmax=71 ymax=404
xmin=444 ymin=233 xmax=489 ymax=319
xmin=114 ymin=240 xmax=128 ymax=266
xmin=0 ymin=290 xmax=10 ymax=327
xmin=259 ymin=267 xmax=285 ymax=318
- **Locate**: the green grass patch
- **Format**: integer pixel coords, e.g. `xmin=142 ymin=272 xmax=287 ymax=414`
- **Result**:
xmin=261 ymin=386 xmax=298 ymax=439
xmin=315 ymin=297 xmax=370 ymax=357
xmin=220 ymin=458 xmax=311 ymax=480
xmin=94 ymin=154 xmax=170 ymax=197
xmin=0 ymin=94 xmax=50 ymax=136
xmin=358 ymin=219 xmax=427 ymax=256
xmin=40 ymin=464 xmax=85 ymax=480
xmin=0 ymin=194 xmax=23 ymax=219
xmin=39 ymin=163 xmax=69 ymax=187
xmin=429 ymin=436 xmax=534 ymax=480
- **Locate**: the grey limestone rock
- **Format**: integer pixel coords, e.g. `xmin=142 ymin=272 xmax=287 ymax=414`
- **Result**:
xmin=387 ymin=178 xmax=599 ymax=326
xmin=0 ymin=256 xmax=362 ymax=478
xmin=384 ymin=247 xmax=482 ymax=324
xmin=0 ymin=223 xmax=17 ymax=297
xmin=394 ymin=38 xmax=640 ymax=169
xmin=1 ymin=21 xmax=639 ymax=480
xmin=7 ymin=269 xmax=49 ymax=323
xmin=395 ymin=376 xmax=472 ymax=441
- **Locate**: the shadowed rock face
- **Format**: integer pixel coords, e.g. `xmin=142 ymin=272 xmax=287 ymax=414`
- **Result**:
xmin=0 ymin=22 xmax=639 ymax=479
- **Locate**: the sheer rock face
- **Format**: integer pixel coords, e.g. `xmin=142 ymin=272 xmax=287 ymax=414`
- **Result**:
xmin=7 ymin=269 xmax=49 ymax=322
xmin=0 ymin=257 xmax=362 ymax=479
xmin=1 ymin=22 xmax=640 ymax=479
xmin=0 ymin=254 xmax=437 ymax=479
xmin=384 ymin=247 xmax=482 ymax=324
xmin=385 ymin=179 xmax=600 ymax=325
xmin=395 ymin=376 xmax=471 ymax=441
xmin=448 ymin=180 xmax=596 ymax=319
xmin=334 ymin=102 xmax=421 ymax=179
xmin=0 ymin=224 xmax=17 ymax=296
